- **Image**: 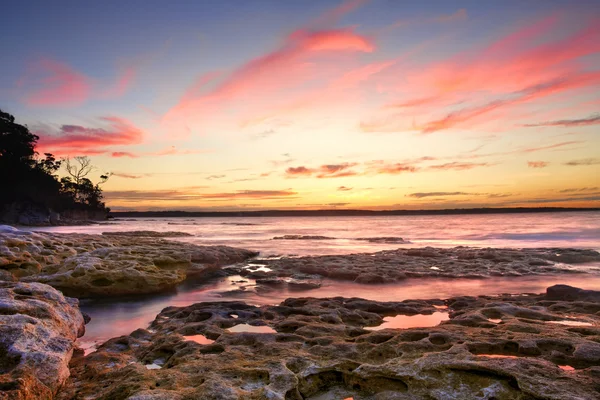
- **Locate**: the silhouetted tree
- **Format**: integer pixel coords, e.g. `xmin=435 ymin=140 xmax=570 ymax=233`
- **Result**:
xmin=0 ymin=109 xmax=109 ymax=221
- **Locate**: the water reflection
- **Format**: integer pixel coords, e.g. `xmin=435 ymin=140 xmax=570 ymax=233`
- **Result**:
xmin=227 ymin=324 xmax=276 ymax=333
xmin=184 ymin=334 xmax=214 ymax=344
xmin=365 ymin=312 xmax=449 ymax=330
xmin=78 ymin=274 xmax=600 ymax=348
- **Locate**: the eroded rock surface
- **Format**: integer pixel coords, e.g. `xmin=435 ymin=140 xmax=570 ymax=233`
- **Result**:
xmin=60 ymin=285 xmax=600 ymax=399
xmin=0 ymin=231 xmax=257 ymax=297
xmin=233 ymin=246 xmax=600 ymax=283
xmin=0 ymin=282 xmax=85 ymax=399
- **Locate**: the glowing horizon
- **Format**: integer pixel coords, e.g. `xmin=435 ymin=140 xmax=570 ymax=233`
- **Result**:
xmin=1 ymin=0 xmax=599 ymax=211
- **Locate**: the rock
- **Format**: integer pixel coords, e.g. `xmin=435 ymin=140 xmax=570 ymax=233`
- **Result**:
xmin=59 ymin=285 xmax=600 ymax=400
xmin=239 ymin=246 xmax=600 ymax=284
xmin=0 ymin=282 xmax=86 ymax=399
xmin=49 ymin=211 xmax=60 ymax=225
xmin=287 ymin=279 xmax=321 ymax=291
xmin=356 ymin=237 xmax=409 ymax=244
xmin=0 ymin=225 xmax=19 ymax=233
xmin=546 ymin=284 xmax=600 ymax=301
xmin=101 ymin=230 xmax=194 ymax=238
xmin=0 ymin=231 xmax=258 ymax=297
xmin=272 ymin=235 xmax=336 ymax=240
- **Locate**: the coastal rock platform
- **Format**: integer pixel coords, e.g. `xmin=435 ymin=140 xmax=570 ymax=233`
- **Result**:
xmin=0 ymin=231 xmax=257 ymax=297
xmin=0 ymin=282 xmax=86 ymax=400
xmin=59 ymin=285 xmax=600 ymax=400
xmin=235 ymin=247 xmax=600 ymax=284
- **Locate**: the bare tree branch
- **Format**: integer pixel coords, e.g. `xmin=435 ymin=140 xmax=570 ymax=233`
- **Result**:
xmin=64 ymin=156 xmax=94 ymax=185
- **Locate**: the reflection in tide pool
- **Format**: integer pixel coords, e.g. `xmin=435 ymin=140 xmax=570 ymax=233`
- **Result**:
xmin=78 ymin=274 xmax=600 ymax=349
xmin=365 ymin=312 xmax=449 ymax=330
xmin=227 ymin=324 xmax=276 ymax=333
xmin=548 ymin=320 xmax=593 ymax=327
xmin=184 ymin=334 xmax=214 ymax=344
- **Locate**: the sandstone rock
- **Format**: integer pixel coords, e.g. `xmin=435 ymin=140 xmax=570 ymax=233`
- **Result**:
xmin=0 ymin=231 xmax=257 ymax=297
xmin=59 ymin=286 xmax=600 ymax=399
xmin=0 ymin=282 xmax=85 ymax=399
xmin=272 ymin=235 xmax=336 ymax=240
xmin=236 ymin=246 xmax=600 ymax=284
xmin=546 ymin=284 xmax=600 ymax=301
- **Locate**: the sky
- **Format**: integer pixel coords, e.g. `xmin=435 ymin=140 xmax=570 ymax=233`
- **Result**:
xmin=1 ymin=0 xmax=599 ymax=211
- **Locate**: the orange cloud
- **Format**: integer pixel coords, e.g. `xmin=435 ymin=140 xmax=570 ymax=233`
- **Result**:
xmin=427 ymin=162 xmax=490 ymax=171
xmin=286 ymin=163 xmax=359 ymax=178
xmin=527 ymin=161 xmax=549 ymax=168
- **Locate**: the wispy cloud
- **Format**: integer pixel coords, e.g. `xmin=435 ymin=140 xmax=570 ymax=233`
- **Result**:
xmin=427 ymin=162 xmax=490 ymax=171
xmin=19 ymin=58 xmax=136 ymax=107
xmin=105 ymin=189 xmax=298 ymax=202
xmin=559 ymin=187 xmax=599 ymax=193
xmin=564 ymin=158 xmax=600 ymax=166
xmin=407 ymin=191 xmax=471 ymax=198
xmin=286 ymin=163 xmax=359 ymax=178
xmin=112 ymin=172 xmax=144 ymax=179
xmin=523 ymin=114 xmax=600 ymax=128
xmin=36 ymin=116 xmax=144 ymax=156
xmin=527 ymin=161 xmax=549 ymax=168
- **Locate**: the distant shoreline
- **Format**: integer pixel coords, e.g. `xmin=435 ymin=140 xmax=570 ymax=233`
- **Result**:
xmin=111 ymin=207 xmax=600 ymax=218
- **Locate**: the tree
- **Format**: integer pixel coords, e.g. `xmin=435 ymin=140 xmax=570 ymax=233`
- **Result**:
xmin=64 ymin=156 xmax=93 ymax=186
xmin=62 ymin=156 xmax=111 ymax=205
xmin=0 ymin=109 xmax=110 ymax=221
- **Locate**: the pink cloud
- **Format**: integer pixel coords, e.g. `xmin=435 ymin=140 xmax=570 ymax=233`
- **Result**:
xmin=20 ymin=58 xmax=136 ymax=107
xmin=162 ymin=1 xmax=376 ymax=138
xmin=362 ymin=15 xmax=600 ymax=133
xmin=36 ymin=116 xmax=144 ymax=156
xmin=21 ymin=58 xmax=91 ymax=106
xmin=111 ymin=151 xmax=139 ymax=158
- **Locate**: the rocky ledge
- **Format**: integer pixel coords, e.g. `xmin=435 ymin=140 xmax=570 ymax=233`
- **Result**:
xmin=0 ymin=282 xmax=86 ymax=399
xmin=0 ymin=230 xmax=257 ymax=297
xmin=59 ymin=284 xmax=599 ymax=399
xmin=233 ymin=246 xmax=600 ymax=283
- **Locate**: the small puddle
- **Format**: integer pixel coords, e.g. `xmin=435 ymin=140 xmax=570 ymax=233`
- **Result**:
xmin=77 ymin=340 xmax=98 ymax=356
xmin=559 ymin=365 xmax=575 ymax=372
xmin=488 ymin=319 xmax=502 ymax=324
xmin=430 ymin=266 xmax=440 ymax=270
xmin=184 ymin=334 xmax=214 ymax=344
xmin=548 ymin=320 xmax=593 ymax=327
xmin=476 ymin=354 xmax=519 ymax=359
xmin=227 ymin=324 xmax=277 ymax=333
xmin=433 ymin=305 xmax=448 ymax=310
xmin=365 ymin=312 xmax=449 ymax=330
xmin=244 ymin=264 xmax=273 ymax=273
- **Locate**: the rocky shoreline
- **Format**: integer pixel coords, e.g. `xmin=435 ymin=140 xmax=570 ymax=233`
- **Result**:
xmin=61 ymin=284 xmax=600 ymax=399
xmin=0 ymin=228 xmax=257 ymax=297
xmin=1 ymin=227 xmax=600 ymax=399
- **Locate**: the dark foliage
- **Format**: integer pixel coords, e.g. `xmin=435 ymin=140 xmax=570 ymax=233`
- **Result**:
xmin=0 ymin=109 xmax=109 ymax=215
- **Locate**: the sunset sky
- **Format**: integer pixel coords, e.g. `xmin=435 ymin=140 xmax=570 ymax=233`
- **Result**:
xmin=1 ymin=0 xmax=599 ymax=211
